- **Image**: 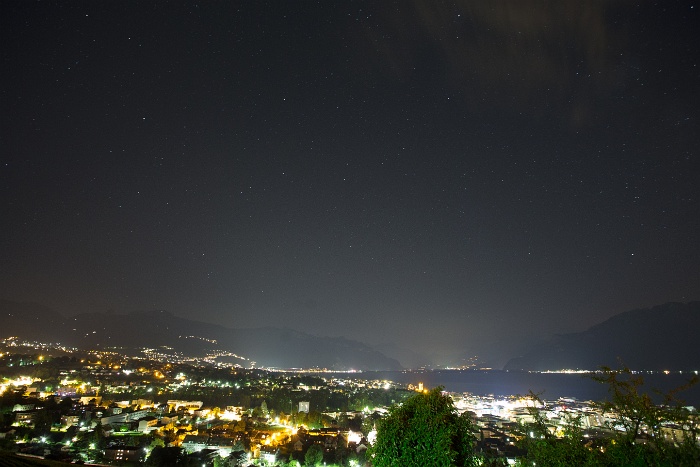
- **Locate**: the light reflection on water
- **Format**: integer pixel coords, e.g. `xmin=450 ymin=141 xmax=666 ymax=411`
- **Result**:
xmin=342 ymin=370 xmax=700 ymax=405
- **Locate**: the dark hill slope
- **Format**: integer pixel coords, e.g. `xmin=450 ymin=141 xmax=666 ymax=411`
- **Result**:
xmin=504 ymin=302 xmax=700 ymax=371
xmin=0 ymin=299 xmax=68 ymax=342
xmin=0 ymin=301 xmax=401 ymax=370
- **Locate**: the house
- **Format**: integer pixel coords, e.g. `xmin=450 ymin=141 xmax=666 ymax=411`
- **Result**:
xmin=167 ymin=400 xmax=203 ymax=411
xmin=14 ymin=411 xmax=36 ymax=426
xmin=182 ymin=435 xmax=209 ymax=453
xmin=138 ymin=416 xmax=159 ymax=432
xmin=104 ymin=446 xmax=143 ymax=463
xmin=12 ymin=404 xmax=35 ymax=412
xmin=79 ymin=396 xmax=102 ymax=406
xmin=100 ymin=408 xmax=151 ymax=425
xmin=260 ymin=447 xmax=277 ymax=464
xmin=159 ymin=414 xmax=179 ymax=428
xmin=61 ymin=415 xmax=80 ymax=428
xmin=131 ymin=399 xmax=154 ymax=408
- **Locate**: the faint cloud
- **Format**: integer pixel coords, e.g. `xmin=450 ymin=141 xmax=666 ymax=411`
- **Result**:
xmin=355 ymin=0 xmax=634 ymax=127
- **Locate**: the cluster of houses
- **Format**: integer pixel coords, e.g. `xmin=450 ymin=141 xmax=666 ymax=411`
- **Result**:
xmin=5 ymin=388 xmax=375 ymax=465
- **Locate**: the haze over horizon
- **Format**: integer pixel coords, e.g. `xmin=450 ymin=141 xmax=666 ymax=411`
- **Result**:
xmin=2 ymin=2 xmax=699 ymax=367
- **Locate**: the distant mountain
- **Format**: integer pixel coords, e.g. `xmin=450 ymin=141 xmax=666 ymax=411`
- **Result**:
xmin=0 ymin=299 xmax=67 ymax=342
xmin=0 ymin=300 xmax=402 ymax=370
xmin=504 ymin=302 xmax=700 ymax=371
xmin=372 ymin=342 xmax=433 ymax=369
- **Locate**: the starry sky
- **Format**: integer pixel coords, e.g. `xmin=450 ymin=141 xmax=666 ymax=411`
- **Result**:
xmin=2 ymin=1 xmax=699 ymax=367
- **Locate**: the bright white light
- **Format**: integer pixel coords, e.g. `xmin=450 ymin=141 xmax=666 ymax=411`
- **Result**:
xmin=11 ymin=377 xmax=34 ymax=387
xmin=347 ymin=430 xmax=362 ymax=444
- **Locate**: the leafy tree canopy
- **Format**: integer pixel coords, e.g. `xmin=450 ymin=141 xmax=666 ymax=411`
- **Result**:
xmin=517 ymin=366 xmax=700 ymax=467
xmin=371 ymin=387 xmax=478 ymax=467
xmin=305 ymin=443 xmax=324 ymax=466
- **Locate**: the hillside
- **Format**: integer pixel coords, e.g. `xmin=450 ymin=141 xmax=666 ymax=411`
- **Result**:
xmin=504 ymin=302 xmax=700 ymax=371
xmin=0 ymin=300 xmax=401 ymax=370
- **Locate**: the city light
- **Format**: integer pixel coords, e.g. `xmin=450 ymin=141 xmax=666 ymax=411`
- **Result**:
xmin=1 ymin=335 xmax=697 ymax=465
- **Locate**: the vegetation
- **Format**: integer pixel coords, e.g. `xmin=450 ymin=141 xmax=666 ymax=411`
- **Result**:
xmin=2 ymin=351 xmax=699 ymax=466
xmin=304 ymin=443 xmax=324 ymax=466
xmin=145 ymin=446 xmax=187 ymax=466
xmin=371 ymin=387 xmax=478 ymax=467
xmin=516 ymin=391 xmax=602 ymax=466
xmin=370 ymin=369 xmax=699 ymax=467
xmin=516 ymin=366 xmax=700 ymax=467
xmin=0 ymin=453 xmax=74 ymax=466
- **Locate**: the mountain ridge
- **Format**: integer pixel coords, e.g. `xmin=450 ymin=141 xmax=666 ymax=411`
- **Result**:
xmin=504 ymin=301 xmax=700 ymax=371
xmin=0 ymin=300 xmax=401 ymax=371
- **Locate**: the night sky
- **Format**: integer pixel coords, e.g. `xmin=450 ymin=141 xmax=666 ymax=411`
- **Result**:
xmin=2 ymin=1 xmax=699 ymax=367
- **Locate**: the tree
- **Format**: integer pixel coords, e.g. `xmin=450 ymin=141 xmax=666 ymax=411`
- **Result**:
xmin=149 ymin=437 xmax=165 ymax=450
xmin=305 ymin=444 xmax=324 ymax=466
xmin=32 ymin=407 xmax=58 ymax=436
xmin=371 ymin=387 xmax=478 ymax=467
xmin=307 ymin=411 xmax=324 ymax=429
xmin=146 ymin=446 xmax=186 ymax=466
xmin=334 ymin=444 xmax=350 ymax=465
xmin=233 ymin=419 xmax=247 ymax=432
xmin=516 ymin=366 xmax=700 ymax=466
xmin=213 ymin=453 xmax=241 ymax=467
xmin=516 ymin=392 xmax=598 ymax=466
xmin=590 ymin=365 xmax=700 ymax=466
xmin=162 ymin=428 xmax=177 ymax=445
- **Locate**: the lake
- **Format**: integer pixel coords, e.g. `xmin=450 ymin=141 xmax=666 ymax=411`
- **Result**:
xmin=346 ymin=370 xmax=700 ymax=405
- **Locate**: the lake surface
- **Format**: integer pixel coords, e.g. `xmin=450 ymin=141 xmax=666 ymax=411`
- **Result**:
xmin=344 ymin=370 xmax=700 ymax=405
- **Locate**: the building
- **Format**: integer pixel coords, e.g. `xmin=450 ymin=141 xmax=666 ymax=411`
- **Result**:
xmin=167 ymin=400 xmax=204 ymax=411
xmin=182 ymin=434 xmax=239 ymax=458
xmin=14 ymin=411 xmax=36 ymax=426
xmin=100 ymin=409 xmax=151 ymax=425
xmin=138 ymin=416 xmax=159 ymax=432
xmin=61 ymin=415 xmax=80 ymax=428
xmin=80 ymin=396 xmax=102 ymax=406
xmin=104 ymin=446 xmax=143 ymax=463
xmin=12 ymin=404 xmax=35 ymax=412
